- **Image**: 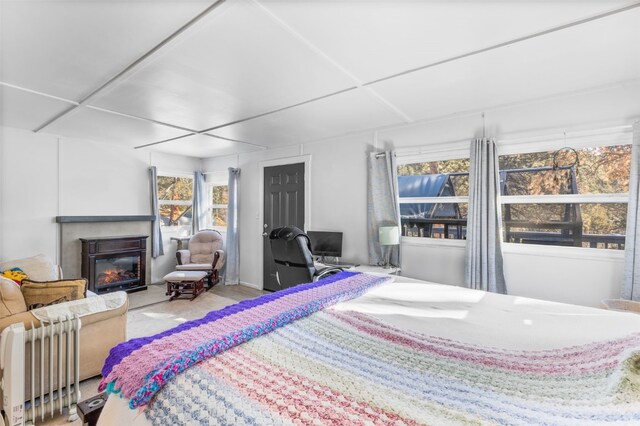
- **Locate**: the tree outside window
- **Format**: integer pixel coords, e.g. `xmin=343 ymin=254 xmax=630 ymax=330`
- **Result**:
xmin=397 ymin=143 xmax=631 ymax=250
xmin=157 ymin=175 xmax=193 ymax=228
xmin=210 ymin=185 xmax=229 ymax=228
xmin=499 ymin=145 xmax=630 ymax=249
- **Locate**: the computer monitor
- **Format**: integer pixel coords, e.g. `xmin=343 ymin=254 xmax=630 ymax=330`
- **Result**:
xmin=306 ymin=231 xmax=343 ymax=259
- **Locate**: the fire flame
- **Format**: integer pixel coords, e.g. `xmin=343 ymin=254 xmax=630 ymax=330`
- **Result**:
xmin=97 ymin=268 xmax=136 ymax=285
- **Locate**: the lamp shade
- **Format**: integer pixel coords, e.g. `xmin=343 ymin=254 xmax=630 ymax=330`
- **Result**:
xmin=379 ymin=226 xmax=400 ymax=245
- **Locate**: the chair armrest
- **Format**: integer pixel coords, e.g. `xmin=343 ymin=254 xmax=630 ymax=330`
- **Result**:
xmin=212 ymin=249 xmax=225 ymax=270
xmin=0 ymin=293 xmax=128 ymax=332
xmin=314 ymin=266 xmax=344 ymax=281
xmin=176 ymin=249 xmax=191 ymax=265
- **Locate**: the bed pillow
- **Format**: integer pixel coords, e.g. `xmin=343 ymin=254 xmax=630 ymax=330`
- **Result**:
xmin=20 ymin=278 xmax=87 ymax=310
xmin=0 ymin=276 xmax=28 ymax=318
xmin=0 ymin=254 xmax=59 ymax=282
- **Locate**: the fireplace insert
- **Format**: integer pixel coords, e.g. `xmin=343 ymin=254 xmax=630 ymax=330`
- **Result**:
xmin=80 ymin=235 xmax=148 ymax=294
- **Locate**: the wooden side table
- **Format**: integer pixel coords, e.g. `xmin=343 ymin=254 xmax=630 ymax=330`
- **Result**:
xmin=77 ymin=392 xmax=107 ymax=426
xmin=163 ymin=270 xmax=207 ymax=301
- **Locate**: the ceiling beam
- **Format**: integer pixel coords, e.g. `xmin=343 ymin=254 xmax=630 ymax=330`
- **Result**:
xmin=133 ymin=131 xmax=268 ymax=150
xmin=32 ymin=0 xmax=227 ymax=133
xmin=23 ymin=0 xmax=640 ymax=152
xmin=175 ymin=0 xmax=640 ymax=139
xmin=365 ymin=1 xmax=640 ymax=87
xmin=251 ymin=0 xmax=414 ymax=123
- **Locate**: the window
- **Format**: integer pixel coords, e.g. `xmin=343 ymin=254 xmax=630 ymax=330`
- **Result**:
xmin=210 ymin=184 xmax=229 ymax=228
xmin=157 ymin=175 xmax=193 ymax=229
xmin=500 ymin=145 xmax=630 ymax=250
xmin=397 ymin=135 xmax=631 ymax=250
xmin=397 ymin=157 xmax=469 ymax=240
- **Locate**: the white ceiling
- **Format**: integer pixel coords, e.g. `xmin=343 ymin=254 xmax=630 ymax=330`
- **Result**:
xmin=1 ymin=0 xmax=639 ymax=158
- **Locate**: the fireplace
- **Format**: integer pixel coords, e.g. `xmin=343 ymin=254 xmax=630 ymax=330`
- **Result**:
xmin=80 ymin=235 xmax=148 ymax=294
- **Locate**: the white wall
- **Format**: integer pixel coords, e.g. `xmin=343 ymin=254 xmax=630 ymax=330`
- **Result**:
xmin=374 ymin=81 xmax=640 ymax=307
xmin=202 ymin=135 xmax=374 ymax=289
xmin=2 ymin=80 xmax=638 ymax=307
xmin=0 ymin=127 xmax=59 ymax=260
xmin=204 ymin=81 xmax=640 ymax=307
xmin=0 ymin=126 xmax=201 ymax=283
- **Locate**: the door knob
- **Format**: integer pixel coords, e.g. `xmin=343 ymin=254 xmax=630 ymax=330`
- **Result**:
xmin=262 ymin=232 xmax=268 ymax=237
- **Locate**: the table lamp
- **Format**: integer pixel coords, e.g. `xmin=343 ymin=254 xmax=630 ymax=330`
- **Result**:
xmin=379 ymin=225 xmax=400 ymax=269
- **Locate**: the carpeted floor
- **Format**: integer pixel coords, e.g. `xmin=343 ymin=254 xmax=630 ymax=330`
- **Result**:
xmin=41 ymin=283 xmax=267 ymax=426
xmin=126 ymin=282 xmax=171 ymax=310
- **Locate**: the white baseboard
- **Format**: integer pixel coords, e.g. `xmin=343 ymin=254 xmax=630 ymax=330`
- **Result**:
xmin=240 ymin=281 xmax=262 ymax=290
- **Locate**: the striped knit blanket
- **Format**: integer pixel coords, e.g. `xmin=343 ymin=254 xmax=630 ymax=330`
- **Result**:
xmin=142 ymin=309 xmax=640 ymax=425
xmin=99 ymin=271 xmax=392 ymax=409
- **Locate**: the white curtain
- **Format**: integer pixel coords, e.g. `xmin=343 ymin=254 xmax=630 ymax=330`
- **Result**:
xmin=366 ymin=151 xmax=400 ymax=267
xmin=622 ymin=123 xmax=640 ymax=300
xmin=225 ymin=167 xmax=240 ymax=285
xmin=149 ymin=166 xmax=164 ymax=258
xmin=192 ymin=171 xmax=206 ymax=234
xmin=465 ymin=138 xmax=507 ymax=294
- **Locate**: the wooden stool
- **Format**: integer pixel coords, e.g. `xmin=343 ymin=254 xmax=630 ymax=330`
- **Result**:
xmin=164 ymin=270 xmax=207 ymax=301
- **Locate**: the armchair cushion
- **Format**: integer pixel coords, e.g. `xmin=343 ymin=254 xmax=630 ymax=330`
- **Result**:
xmin=178 ymin=230 xmax=225 ymax=271
xmin=176 ymin=263 xmax=213 ymax=271
xmin=188 ymin=230 xmax=223 ymax=264
xmin=20 ymin=278 xmax=87 ymax=310
xmin=0 ymin=254 xmax=60 ymax=281
xmin=0 ymin=276 xmax=27 ymax=319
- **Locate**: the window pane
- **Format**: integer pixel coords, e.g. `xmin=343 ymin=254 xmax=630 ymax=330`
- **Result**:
xmin=398 ymin=159 xmax=469 ymax=196
xmin=212 ymin=185 xmax=229 ymax=205
xmin=503 ymin=203 xmax=626 ymax=249
xmin=499 ymin=145 xmax=630 ymax=195
xmin=211 ymin=208 xmax=228 ymax=227
xmin=157 ymin=176 xmax=193 ymax=201
xmin=159 ymin=205 xmax=192 ymax=227
xmin=401 ymin=203 xmax=467 ymax=239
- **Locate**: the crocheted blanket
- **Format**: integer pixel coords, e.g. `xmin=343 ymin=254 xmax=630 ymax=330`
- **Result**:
xmin=142 ymin=309 xmax=640 ymax=425
xmin=99 ymin=271 xmax=392 ymax=408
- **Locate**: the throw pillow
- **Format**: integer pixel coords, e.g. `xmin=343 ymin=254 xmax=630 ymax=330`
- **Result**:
xmin=21 ymin=278 xmax=87 ymax=310
xmin=0 ymin=276 xmax=28 ymax=318
xmin=0 ymin=267 xmax=28 ymax=285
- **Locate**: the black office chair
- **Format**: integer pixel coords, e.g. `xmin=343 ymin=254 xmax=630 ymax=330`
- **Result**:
xmin=269 ymin=226 xmax=343 ymax=289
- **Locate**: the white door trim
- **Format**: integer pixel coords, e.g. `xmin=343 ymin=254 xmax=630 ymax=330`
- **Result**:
xmin=258 ymin=154 xmax=312 ymax=290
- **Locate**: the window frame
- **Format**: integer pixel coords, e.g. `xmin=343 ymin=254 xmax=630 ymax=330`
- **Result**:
xmin=397 ymin=142 xmax=470 ymax=244
xmin=156 ymin=172 xmax=194 ymax=234
xmin=206 ymin=171 xmax=229 ymax=233
xmin=395 ymin=126 xmax=632 ymax=257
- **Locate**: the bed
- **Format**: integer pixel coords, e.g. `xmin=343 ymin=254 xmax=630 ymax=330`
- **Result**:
xmin=97 ymin=271 xmax=640 ymax=425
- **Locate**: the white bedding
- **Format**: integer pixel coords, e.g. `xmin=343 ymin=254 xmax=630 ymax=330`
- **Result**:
xmin=98 ymin=275 xmax=640 ymax=425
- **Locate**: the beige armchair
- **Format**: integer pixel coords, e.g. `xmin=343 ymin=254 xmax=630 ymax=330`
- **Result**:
xmin=176 ymin=230 xmax=225 ymax=287
xmin=0 ymin=254 xmax=128 ymax=402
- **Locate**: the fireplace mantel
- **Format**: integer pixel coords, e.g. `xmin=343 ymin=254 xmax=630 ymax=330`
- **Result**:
xmin=56 ymin=215 xmax=155 ymax=223
xmin=57 ymin=217 xmax=154 ymax=284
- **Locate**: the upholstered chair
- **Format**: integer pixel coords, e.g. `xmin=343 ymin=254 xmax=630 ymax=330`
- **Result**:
xmin=176 ymin=230 xmax=225 ymax=287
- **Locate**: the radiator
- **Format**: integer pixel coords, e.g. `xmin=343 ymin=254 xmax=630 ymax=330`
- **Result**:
xmin=0 ymin=316 xmax=82 ymax=426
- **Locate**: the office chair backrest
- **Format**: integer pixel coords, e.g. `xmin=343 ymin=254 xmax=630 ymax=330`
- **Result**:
xmin=268 ymin=226 xmax=316 ymax=289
